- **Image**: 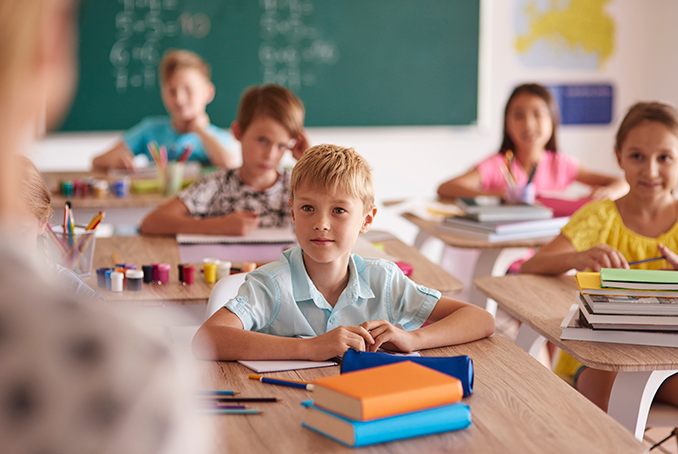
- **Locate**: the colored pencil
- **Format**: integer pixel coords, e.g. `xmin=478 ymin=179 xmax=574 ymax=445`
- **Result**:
xmin=526 ymin=163 xmax=538 ymax=185
xmin=46 ymin=224 xmax=68 ymax=253
xmin=199 ymin=397 xmax=281 ymax=403
xmin=201 ymin=409 xmax=262 ymax=415
xmin=628 ymin=256 xmax=665 ymax=266
xmin=248 ymin=374 xmax=312 ymax=386
xmin=178 ymin=144 xmax=194 ymax=163
xmin=255 ymin=377 xmax=314 ymax=391
xmin=85 ymin=211 xmax=104 ymax=231
xmin=199 ymin=405 xmax=248 ymax=410
xmin=197 ymin=390 xmax=238 ymax=396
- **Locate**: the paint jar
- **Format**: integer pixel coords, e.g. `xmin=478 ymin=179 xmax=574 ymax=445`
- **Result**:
xmin=92 ymin=179 xmax=109 ymax=198
xmin=204 ymin=263 xmax=217 ymax=283
xmin=111 ymin=271 xmax=124 ymax=292
xmin=182 ymin=265 xmax=195 ymax=285
xmin=157 ymin=263 xmax=170 ymax=284
xmin=216 ymin=261 xmax=232 ymax=281
xmin=152 ymin=263 xmax=160 ymax=282
xmin=96 ymin=267 xmax=111 ymax=288
xmin=111 ymin=177 xmax=130 ymax=198
xmin=73 ymin=180 xmax=83 ymax=197
xmin=142 ymin=265 xmax=154 ymax=283
xmin=126 ymin=269 xmax=143 ymax=291
xmin=60 ymin=180 xmax=74 ymax=197
xmin=178 ymin=263 xmax=184 ymax=282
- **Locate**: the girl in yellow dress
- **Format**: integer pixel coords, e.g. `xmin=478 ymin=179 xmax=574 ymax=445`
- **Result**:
xmin=521 ymin=101 xmax=678 ymax=411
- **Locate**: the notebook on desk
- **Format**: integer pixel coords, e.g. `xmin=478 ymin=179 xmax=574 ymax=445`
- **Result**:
xmin=177 ymin=227 xmax=297 ymax=245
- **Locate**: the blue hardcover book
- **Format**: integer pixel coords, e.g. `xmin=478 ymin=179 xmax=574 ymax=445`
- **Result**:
xmin=341 ymin=348 xmax=474 ymax=397
xmin=302 ymin=402 xmax=471 ymax=447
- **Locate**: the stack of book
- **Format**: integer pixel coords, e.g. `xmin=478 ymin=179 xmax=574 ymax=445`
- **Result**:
xmin=437 ymin=198 xmax=568 ymax=242
xmin=561 ymin=269 xmax=678 ymax=347
xmin=302 ymin=361 xmax=471 ymax=447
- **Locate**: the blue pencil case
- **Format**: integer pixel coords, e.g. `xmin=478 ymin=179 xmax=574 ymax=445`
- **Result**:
xmin=340 ymin=349 xmax=474 ymax=397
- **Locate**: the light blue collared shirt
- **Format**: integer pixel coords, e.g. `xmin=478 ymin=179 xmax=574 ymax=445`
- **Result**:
xmin=224 ymin=245 xmax=441 ymax=337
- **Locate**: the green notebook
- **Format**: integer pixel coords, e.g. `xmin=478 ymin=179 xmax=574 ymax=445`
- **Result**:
xmin=600 ymin=268 xmax=678 ymax=290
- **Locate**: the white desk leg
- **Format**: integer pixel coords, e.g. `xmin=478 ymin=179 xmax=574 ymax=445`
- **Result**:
xmin=514 ymin=323 xmax=547 ymax=359
xmin=413 ymin=229 xmax=433 ymax=250
xmin=471 ymin=247 xmax=530 ymax=315
xmin=607 ymin=370 xmax=678 ymax=441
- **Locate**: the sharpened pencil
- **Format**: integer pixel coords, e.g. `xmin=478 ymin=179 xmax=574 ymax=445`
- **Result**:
xmin=197 ymin=390 xmax=238 ymax=396
xmin=200 ymin=397 xmax=281 ymax=403
xmin=201 ymin=408 xmax=262 ymax=415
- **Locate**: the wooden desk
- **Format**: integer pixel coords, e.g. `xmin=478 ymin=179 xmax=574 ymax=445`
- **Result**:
xmin=196 ymin=336 xmax=645 ymax=454
xmin=475 ymin=274 xmax=678 ymax=440
xmin=402 ymin=212 xmax=554 ymax=312
xmin=86 ymin=234 xmax=463 ymax=305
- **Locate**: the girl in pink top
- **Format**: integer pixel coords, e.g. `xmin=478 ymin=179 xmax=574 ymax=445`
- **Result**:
xmin=438 ymin=83 xmax=628 ymax=201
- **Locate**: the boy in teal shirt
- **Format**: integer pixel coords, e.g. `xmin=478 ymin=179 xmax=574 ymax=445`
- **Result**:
xmin=92 ymin=49 xmax=236 ymax=169
xmin=192 ymin=144 xmax=495 ymax=360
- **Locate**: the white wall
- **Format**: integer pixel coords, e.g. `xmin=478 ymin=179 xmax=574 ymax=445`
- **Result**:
xmin=31 ymin=0 xmax=676 ymax=244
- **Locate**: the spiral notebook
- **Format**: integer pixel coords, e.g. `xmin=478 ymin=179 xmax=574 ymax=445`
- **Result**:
xmin=177 ymin=227 xmax=297 ymax=245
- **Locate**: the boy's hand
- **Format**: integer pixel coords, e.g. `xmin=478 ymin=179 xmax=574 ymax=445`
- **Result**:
xmin=574 ymin=245 xmax=628 ymax=272
xmin=220 ymin=211 xmax=260 ymax=235
xmin=290 ymin=130 xmax=310 ymax=160
xmin=360 ymin=320 xmax=416 ymax=353
xmin=185 ymin=112 xmax=210 ymax=134
xmin=305 ymin=326 xmax=374 ymax=361
xmin=658 ymin=244 xmax=678 ymax=270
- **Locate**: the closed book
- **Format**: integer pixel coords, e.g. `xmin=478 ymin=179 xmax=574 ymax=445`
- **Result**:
xmin=176 ymin=227 xmax=296 ymax=245
xmin=302 ymin=402 xmax=471 ymax=447
xmin=576 ymin=272 xmax=678 ymax=298
xmin=436 ymin=223 xmax=561 ymax=243
xmin=581 ymin=293 xmax=678 ymax=316
xmin=312 ymin=361 xmax=463 ymax=421
xmin=560 ymin=304 xmax=678 ymax=347
xmin=577 ymin=296 xmax=678 ymax=331
xmin=442 ymin=216 xmax=569 ymax=235
xmin=600 ymin=268 xmax=678 ymax=290
xmin=464 ymin=205 xmax=553 ymax=222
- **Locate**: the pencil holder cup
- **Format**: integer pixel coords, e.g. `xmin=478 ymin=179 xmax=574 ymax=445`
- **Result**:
xmin=156 ymin=165 xmax=167 ymax=194
xmin=45 ymin=226 xmax=97 ymax=277
xmin=505 ymin=183 xmax=536 ymax=205
xmin=164 ymin=162 xmax=185 ymax=196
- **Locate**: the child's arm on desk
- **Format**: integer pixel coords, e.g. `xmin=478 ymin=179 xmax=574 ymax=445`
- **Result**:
xmin=139 ymin=198 xmax=260 ymax=235
xmin=520 ymin=234 xmax=628 ymax=275
xmin=360 ymin=297 xmax=495 ymax=353
xmin=92 ymin=141 xmax=135 ymax=170
xmin=192 ymin=309 xmax=375 ymax=361
xmin=437 ymin=168 xmax=505 ymax=199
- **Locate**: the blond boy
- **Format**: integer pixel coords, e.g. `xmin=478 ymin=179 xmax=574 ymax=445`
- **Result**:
xmin=140 ymin=84 xmax=308 ymax=235
xmin=192 ymin=144 xmax=495 ymax=361
xmin=92 ymin=49 xmax=236 ymax=169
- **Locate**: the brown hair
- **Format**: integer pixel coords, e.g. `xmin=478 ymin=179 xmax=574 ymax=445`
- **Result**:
xmin=615 ymin=102 xmax=678 ymax=151
xmin=236 ymin=84 xmax=305 ymax=138
xmin=499 ymin=83 xmax=559 ymax=154
xmin=159 ymin=49 xmax=211 ymax=84
xmin=17 ymin=156 xmax=52 ymax=224
xmin=291 ymin=144 xmax=374 ymax=210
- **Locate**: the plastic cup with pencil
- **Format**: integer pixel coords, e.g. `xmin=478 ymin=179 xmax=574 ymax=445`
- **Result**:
xmin=45 ymin=209 xmax=105 ymax=276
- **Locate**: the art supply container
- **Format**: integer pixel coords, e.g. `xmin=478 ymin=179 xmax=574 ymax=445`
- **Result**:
xmin=152 ymin=263 xmax=160 ymax=282
xmin=157 ymin=263 xmax=171 ymax=284
xmin=156 ymin=165 xmax=166 ymax=194
xmin=126 ymin=269 xmax=143 ymax=291
xmin=178 ymin=263 xmax=184 ymax=282
xmin=111 ymin=272 xmax=124 ymax=292
xmin=45 ymin=225 xmax=97 ymax=277
xmin=142 ymin=265 xmax=154 ymax=283
xmin=182 ymin=265 xmax=195 ymax=285
xmin=92 ymin=179 xmax=109 ymax=198
xmin=60 ymin=180 xmax=74 ymax=197
xmin=204 ymin=263 xmax=217 ymax=283
xmin=96 ymin=267 xmax=110 ymax=288
xmin=216 ymin=261 xmax=232 ymax=281
xmin=505 ymin=183 xmax=536 ymax=205
xmin=164 ymin=162 xmax=185 ymax=196
xmin=111 ymin=177 xmax=130 ymax=198
xmin=105 ymin=270 xmax=113 ymax=290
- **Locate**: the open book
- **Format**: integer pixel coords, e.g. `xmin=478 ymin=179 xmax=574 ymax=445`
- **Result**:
xmin=177 ymin=227 xmax=297 ymax=245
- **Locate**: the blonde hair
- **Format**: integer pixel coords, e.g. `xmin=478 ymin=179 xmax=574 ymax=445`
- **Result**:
xmin=18 ymin=156 xmax=52 ymax=224
xmin=159 ymin=49 xmax=211 ymax=84
xmin=615 ymin=102 xmax=678 ymax=151
xmin=291 ymin=144 xmax=374 ymax=210
xmin=236 ymin=84 xmax=305 ymax=138
xmin=0 ymin=0 xmax=71 ymax=100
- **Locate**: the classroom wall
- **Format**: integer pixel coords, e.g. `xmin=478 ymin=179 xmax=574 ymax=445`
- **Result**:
xmin=31 ymin=0 xmax=678 ymax=244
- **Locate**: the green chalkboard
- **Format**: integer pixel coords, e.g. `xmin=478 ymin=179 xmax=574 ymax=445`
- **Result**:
xmin=61 ymin=0 xmax=479 ymax=130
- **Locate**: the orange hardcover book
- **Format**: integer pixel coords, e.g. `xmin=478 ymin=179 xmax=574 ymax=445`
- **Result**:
xmin=312 ymin=361 xmax=463 ymax=421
